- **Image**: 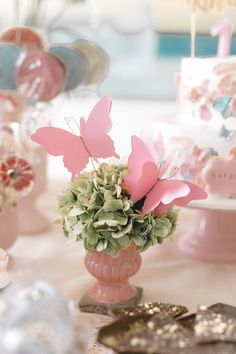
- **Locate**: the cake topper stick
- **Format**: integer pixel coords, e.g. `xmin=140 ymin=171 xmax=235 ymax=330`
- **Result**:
xmin=190 ymin=0 xmax=196 ymax=57
xmin=211 ymin=20 xmax=233 ymax=57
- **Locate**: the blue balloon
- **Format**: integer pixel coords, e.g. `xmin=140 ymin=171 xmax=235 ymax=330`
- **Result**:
xmin=0 ymin=43 xmax=22 ymax=90
xmin=49 ymin=46 xmax=87 ymax=91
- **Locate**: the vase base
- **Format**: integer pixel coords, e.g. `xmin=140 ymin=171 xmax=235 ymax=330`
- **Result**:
xmin=79 ymin=286 xmax=143 ymax=315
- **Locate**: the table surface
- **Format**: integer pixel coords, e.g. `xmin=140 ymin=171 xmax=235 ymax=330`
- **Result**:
xmin=7 ymin=98 xmax=236 ymax=353
xmin=7 ymin=180 xmax=236 ymax=353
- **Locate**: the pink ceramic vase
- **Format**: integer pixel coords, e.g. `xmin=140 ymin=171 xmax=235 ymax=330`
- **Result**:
xmin=84 ymin=242 xmax=142 ymax=304
xmin=18 ymin=148 xmax=50 ymax=234
xmin=0 ymin=207 xmax=18 ymax=249
xmin=179 ymin=209 xmax=236 ymax=262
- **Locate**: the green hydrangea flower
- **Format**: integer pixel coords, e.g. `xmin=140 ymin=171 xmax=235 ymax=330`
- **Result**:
xmin=58 ymin=163 xmax=178 ymax=257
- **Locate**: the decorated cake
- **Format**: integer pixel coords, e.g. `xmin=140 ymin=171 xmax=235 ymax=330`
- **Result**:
xmin=170 ymin=24 xmax=236 ymax=197
xmin=177 ymin=56 xmax=236 ymax=154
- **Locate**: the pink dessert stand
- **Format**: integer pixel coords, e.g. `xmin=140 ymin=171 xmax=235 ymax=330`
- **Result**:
xmin=178 ymin=196 xmax=236 ymax=262
xmin=79 ymin=242 xmax=143 ymax=314
xmin=18 ymin=148 xmax=51 ymax=234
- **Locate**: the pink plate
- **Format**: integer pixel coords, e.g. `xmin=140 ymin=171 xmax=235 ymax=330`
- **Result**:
xmin=16 ymin=51 xmax=65 ymax=102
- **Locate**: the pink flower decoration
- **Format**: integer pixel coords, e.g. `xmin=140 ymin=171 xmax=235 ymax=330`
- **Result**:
xmin=0 ymin=156 xmax=34 ymax=192
xmin=200 ymin=105 xmax=211 ymax=121
xmin=218 ymin=74 xmax=236 ymax=96
xmin=188 ymin=80 xmax=213 ymax=121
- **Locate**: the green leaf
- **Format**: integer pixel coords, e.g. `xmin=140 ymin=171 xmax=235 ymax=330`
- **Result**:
xmin=85 ymin=230 xmax=98 ymax=245
xmin=96 ymin=239 xmax=108 ymax=252
xmin=103 ymin=199 xmax=123 ymax=212
xmin=93 ymin=220 xmax=119 ymax=228
xmin=104 ymin=190 xmax=113 ymax=201
xmin=133 ymin=235 xmax=145 ymax=246
xmin=116 ymin=235 xmax=130 ymax=247
xmin=68 ymin=207 xmax=84 ymax=217
xmin=112 ymin=223 xmax=132 ymax=238
xmin=79 ymin=212 xmax=94 ymax=222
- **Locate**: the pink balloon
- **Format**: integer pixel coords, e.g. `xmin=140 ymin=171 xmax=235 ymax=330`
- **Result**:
xmin=16 ymin=51 xmax=65 ymax=102
xmin=0 ymin=27 xmax=44 ymax=51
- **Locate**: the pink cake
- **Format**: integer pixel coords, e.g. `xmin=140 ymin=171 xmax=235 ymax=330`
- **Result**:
xmin=174 ymin=56 xmax=236 ymax=197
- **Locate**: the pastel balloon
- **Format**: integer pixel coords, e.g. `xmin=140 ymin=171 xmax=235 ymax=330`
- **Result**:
xmin=0 ymin=26 xmax=44 ymax=51
xmin=16 ymin=51 xmax=65 ymax=102
xmin=72 ymin=40 xmax=109 ymax=85
xmin=0 ymin=43 xmax=22 ymax=90
xmin=50 ymin=46 xmax=87 ymax=91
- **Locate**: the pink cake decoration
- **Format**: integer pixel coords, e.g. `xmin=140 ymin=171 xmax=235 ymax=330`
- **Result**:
xmin=201 ymin=149 xmax=236 ymax=197
xmin=181 ymin=61 xmax=236 ymax=123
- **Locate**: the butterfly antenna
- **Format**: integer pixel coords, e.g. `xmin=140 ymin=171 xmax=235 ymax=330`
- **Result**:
xmin=158 ymin=160 xmax=166 ymax=179
xmin=74 ymin=119 xmax=81 ymax=134
xmin=164 ymin=167 xmax=179 ymax=180
xmin=90 ymin=158 xmax=98 ymax=172
xmin=64 ymin=117 xmax=80 ymax=135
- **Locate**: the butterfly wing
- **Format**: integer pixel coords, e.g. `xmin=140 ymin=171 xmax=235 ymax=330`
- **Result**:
xmin=31 ymin=127 xmax=89 ymax=177
xmin=143 ymin=179 xmax=190 ymax=215
xmin=158 ymin=151 xmax=176 ymax=178
xmin=152 ymin=181 xmax=208 ymax=216
xmin=213 ymin=97 xmax=233 ymax=119
xmin=131 ymin=162 xmax=158 ymax=203
xmin=80 ymin=97 xmax=119 ymax=159
xmin=220 ymin=125 xmax=235 ymax=141
xmin=124 ymin=136 xmax=157 ymax=197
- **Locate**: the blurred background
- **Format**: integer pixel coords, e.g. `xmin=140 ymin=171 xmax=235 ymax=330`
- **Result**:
xmin=1 ymin=0 xmax=236 ymax=100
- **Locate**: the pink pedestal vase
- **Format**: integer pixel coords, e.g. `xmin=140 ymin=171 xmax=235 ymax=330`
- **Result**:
xmin=0 ymin=208 xmax=18 ymax=249
xmin=178 ymin=209 xmax=236 ymax=262
xmin=18 ymin=148 xmax=50 ymax=234
xmin=79 ymin=242 xmax=143 ymax=314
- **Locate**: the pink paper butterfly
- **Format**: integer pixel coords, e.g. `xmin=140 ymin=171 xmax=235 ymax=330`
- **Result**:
xmin=124 ymin=136 xmax=207 ymax=216
xmin=31 ymin=97 xmax=119 ymax=178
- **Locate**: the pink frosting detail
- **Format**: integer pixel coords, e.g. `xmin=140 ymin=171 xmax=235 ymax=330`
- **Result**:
xmin=84 ymin=242 xmax=142 ymax=304
xmin=202 ymin=156 xmax=236 ymax=197
xmin=200 ymin=105 xmax=211 ymax=121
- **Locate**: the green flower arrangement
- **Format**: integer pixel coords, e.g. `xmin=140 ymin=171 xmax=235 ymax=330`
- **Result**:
xmin=32 ymin=98 xmax=206 ymax=259
xmin=58 ymin=163 xmax=178 ymax=257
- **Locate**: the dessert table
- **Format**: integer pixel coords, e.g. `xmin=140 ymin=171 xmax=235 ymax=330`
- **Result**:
xmin=6 ymin=98 xmax=236 ymax=353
